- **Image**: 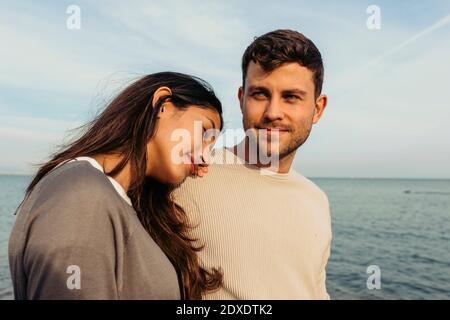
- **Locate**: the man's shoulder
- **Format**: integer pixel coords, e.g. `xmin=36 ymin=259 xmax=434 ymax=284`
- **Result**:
xmin=291 ymin=171 xmax=329 ymax=205
xmin=209 ymin=147 xmax=245 ymax=165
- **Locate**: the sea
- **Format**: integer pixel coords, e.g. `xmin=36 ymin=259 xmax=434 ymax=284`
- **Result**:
xmin=0 ymin=175 xmax=449 ymax=299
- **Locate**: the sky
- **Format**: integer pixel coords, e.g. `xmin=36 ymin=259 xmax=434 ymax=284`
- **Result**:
xmin=0 ymin=0 xmax=449 ymax=178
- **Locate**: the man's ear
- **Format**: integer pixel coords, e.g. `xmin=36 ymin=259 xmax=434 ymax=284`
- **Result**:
xmin=152 ymin=86 xmax=172 ymax=108
xmin=312 ymin=94 xmax=328 ymax=124
xmin=238 ymin=86 xmax=244 ymax=114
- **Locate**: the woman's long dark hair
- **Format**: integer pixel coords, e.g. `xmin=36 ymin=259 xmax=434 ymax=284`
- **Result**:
xmin=26 ymin=72 xmax=224 ymax=299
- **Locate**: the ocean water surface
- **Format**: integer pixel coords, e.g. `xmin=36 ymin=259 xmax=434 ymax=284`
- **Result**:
xmin=0 ymin=175 xmax=449 ymax=299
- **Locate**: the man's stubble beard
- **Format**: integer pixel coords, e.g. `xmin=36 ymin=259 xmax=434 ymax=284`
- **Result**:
xmin=243 ymin=117 xmax=314 ymax=161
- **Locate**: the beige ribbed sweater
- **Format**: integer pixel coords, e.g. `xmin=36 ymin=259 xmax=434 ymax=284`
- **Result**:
xmin=173 ymin=147 xmax=332 ymax=300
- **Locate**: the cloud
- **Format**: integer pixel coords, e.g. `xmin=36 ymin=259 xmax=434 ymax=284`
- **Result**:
xmin=0 ymin=14 xmax=116 ymax=97
xmin=0 ymin=0 xmax=449 ymax=177
xmin=0 ymin=113 xmax=83 ymax=174
xmin=331 ymin=13 xmax=450 ymax=94
xmin=295 ymin=25 xmax=450 ymax=178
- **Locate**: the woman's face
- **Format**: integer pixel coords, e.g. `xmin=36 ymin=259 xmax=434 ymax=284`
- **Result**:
xmin=147 ymin=90 xmax=222 ymax=184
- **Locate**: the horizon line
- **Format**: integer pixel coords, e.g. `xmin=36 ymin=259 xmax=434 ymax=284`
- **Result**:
xmin=0 ymin=172 xmax=449 ymax=181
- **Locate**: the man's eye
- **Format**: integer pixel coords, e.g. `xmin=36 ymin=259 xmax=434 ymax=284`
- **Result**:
xmin=251 ymin=91 xmax=267 ymax=98
xmin=285 ymin=95 xmax=300 ymax=101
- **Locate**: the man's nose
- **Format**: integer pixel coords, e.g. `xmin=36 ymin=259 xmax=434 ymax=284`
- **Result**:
xmin=263 ymin=99 xmax=284 ymax=122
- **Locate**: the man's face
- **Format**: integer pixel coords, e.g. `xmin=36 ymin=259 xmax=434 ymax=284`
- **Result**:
xmin=238 ymin=61 xmax=327 ymax=160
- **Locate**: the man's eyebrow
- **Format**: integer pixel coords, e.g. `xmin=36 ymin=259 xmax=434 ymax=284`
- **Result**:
xmin=282 ymin=88 xmax=308 ymax=96
xmin=247 ymin=85 xmax=270 ymax=93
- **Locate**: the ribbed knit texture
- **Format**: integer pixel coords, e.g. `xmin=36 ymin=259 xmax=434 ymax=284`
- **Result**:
xmin=173 ymin=147 xmax=332 ymax=300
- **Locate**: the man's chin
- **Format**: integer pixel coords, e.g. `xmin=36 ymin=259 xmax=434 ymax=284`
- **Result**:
xmin=262 ymin=144 xmax=300 ymax=158
xmin=257 ymin=144 xmax=284 ymax=160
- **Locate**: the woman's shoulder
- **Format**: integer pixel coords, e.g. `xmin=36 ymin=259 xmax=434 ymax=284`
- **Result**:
xmin=36 ymin=160 xmax=120 ymax=204
xmin=20 ymin=160 xmax=131 ymax=225
xmin=15 ymin=161 xmax=133 ymax=244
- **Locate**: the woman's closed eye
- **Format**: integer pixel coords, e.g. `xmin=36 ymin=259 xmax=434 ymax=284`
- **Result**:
xmin=203 ymin=126 xmax=218 ymax=144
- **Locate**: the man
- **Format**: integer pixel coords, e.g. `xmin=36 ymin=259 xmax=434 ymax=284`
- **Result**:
xmin=173 ymin=29 xmax=331 ymax=299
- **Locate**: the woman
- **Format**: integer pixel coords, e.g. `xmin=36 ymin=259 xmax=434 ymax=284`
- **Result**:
xmin=8 ymin=72 xmax=223 ymax=300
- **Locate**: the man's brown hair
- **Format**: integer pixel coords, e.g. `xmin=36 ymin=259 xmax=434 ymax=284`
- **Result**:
xmin=241 ymin=29 xmax=324 ymax=98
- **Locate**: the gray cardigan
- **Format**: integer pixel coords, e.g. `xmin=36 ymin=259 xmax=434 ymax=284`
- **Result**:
xmin=8 ymin=161 xmax=180 ymax=300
